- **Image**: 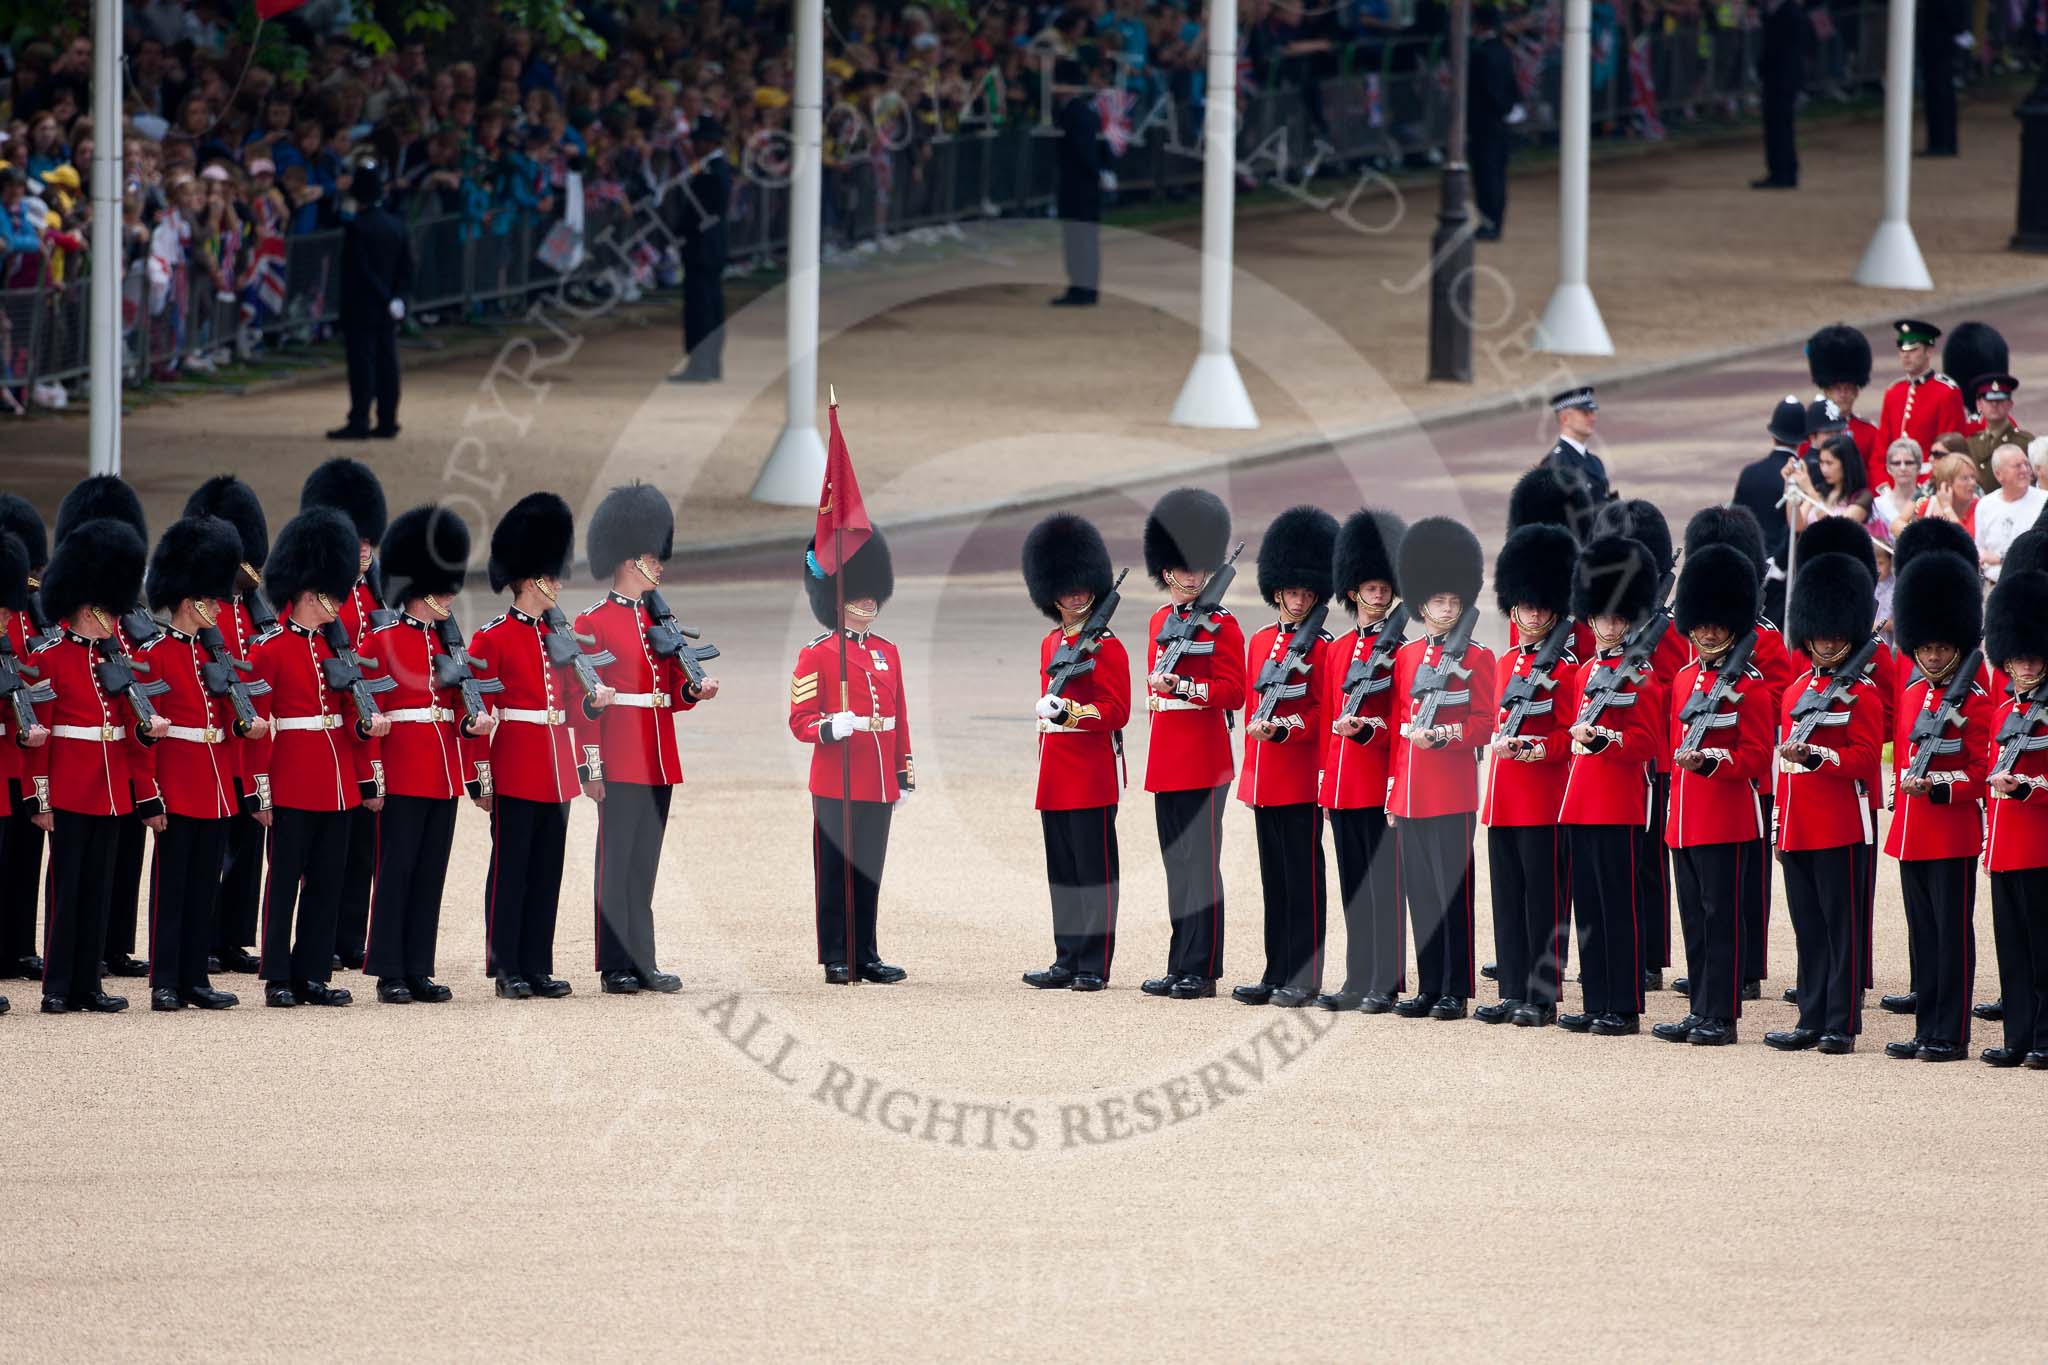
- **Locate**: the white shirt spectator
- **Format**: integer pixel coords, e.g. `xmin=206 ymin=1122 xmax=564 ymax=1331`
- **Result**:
xmin=1978 ymin=484 xmax=2047 ymax=582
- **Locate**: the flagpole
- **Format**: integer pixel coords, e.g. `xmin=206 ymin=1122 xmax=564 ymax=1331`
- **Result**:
xmin=832 ymin=395 xmax=858 ymax=984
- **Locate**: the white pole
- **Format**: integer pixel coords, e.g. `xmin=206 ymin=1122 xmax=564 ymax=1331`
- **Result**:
xmin=750 ymin=0 xmax=829 ymax=504
xmin=1852 ymin=0 xmax=1933 ymax=289
xmin=1169 ymin=0 xmax=1258 ymax=428
xmin=88 ymin=0 xmax=124 ymax=476
xmin=1534 ymin=0 xmax=1613 ymax=356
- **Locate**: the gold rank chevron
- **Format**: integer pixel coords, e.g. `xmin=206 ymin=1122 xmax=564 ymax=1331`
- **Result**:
xmin=790 ymin=671 xmax=819 ymax=704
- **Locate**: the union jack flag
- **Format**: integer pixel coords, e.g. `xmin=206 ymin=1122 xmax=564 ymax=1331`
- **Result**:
xmin=238 ymin=234 xmax=287 ymax=326
xmin=1363 ymin=73 xmax=1384 ymax=128
xmin=1093 ymin=87 xmax=1137 ymax=157
xmin=1627 ymin=34 xmax=1664 ymax=140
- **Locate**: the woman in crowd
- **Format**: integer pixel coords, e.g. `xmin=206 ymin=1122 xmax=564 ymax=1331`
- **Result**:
xmin=1916 ymin=454 xmax=1982 ymax=539
xmin=1872 ymin=438 xmax=1924 ymax=533
xmin=1787 ymin=433 xmax=1874 ymax=531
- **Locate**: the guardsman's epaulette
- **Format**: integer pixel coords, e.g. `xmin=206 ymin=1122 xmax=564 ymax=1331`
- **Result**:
xmin=369 ymin=619 xmax=402 ymax=634
xmin=583 ymin=599 xmax=608 ymax=617
xmin=1314 ymin=627 xmax=1334 ymax=642
xmin=806 ymin=631 xmax=832 ymax=648
xmin=481 ymin=613 xmax=508 ymax=632
xmin=1756 ymin=616 xmax=1778 ymax=632
xmin=137 ymin=633 xmax=169 ymax=652
xmin=30 ymin=634 xmax=60 ymax=654
xmin=864 ymin=631 xmax=893 ymax=649
xmin=1210 ymin=606 xmax=1234 ymax=617
xmin=1933 ymin=373 xmax=1962 ymax=391
xmin=1742 ymin=663 xmax=1765 ymax=681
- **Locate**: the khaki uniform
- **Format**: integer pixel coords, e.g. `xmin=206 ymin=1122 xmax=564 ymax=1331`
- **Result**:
xmin=1967 ymin=421 xmax=2035 ymax=492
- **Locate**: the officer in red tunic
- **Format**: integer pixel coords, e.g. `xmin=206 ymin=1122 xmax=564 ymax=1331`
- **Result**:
xmin=1659 ymin=544 xmax=1773 ymax=1047
xmin=299 ymin=457 xmax=393 ymax=971
xmin=788 ymin=532 xmax=911 ymax=985
xmin=1315 ymin=509 xmax=1407 ymax=1013
xmin=183 ymin=474 xmax=275 ymax=974
xmin=1979 ymin=569 xmax=2048 ymax=1067
xmin=1232 ymin=506 xmax=1337 ymax=1009
xmin=358 ymin=505 xmax=493 ymax=1004
xmin=1884 ymin=549 xmax=1993 ymax=1062
xmin=1768 ymin=552 xmax=1884 ymax=1055
xmin=0 ymin=494 xmax=51 ymax=983
xmin=1137 ymin=489 xmax=1246 ymax=1000
xmin=23 ymin=517 xmax=169 ymax=1013
xmin=1389 ymin=517 xmax=1496 ymax=1020
xmin=1803 ymin=323 xmax=1883 ymax=492
xmin=1480 ymin=522 xmax=1579 ymax=1026
xmin=1557 ymin=535 xmax=1659 ymax=1036
xmin=576 ymin=483 xmax=714 ymax=995
xmin=465 ymin=493 xmax=615 ymax=999
xmin=244 ymin=509 xmax=390 ymax=1007
xmin=0 ymin=528 xmax=49 ymax=1014
xmin=135 ymin=515 xmax=263 ymax=1010
xmin=1875 ymin=320 xmax=1968 ymax=467
xmin=1020 ymin=513 xmax=1130 ymax=992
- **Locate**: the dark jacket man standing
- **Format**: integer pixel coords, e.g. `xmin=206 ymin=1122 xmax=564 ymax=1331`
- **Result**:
xmin=330 ymin=160 xmax=413 ymax=440
xmin=1052 ymin=58 xmax=1104 ymax=307
xmin=1753 ymin=0 xmax=1806 ymax=188
xmin=1468 ymin=5 xmax=1519 ymax=239
xmin=672 ymin=118 xmax=731 ymax=383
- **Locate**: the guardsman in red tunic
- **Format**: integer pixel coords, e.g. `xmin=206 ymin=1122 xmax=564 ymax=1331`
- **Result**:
xmin=1137 ymin=489 xmax=1246 ymax=1001
xmin=788 ymin=532 xmax=911 ymax=985
xmin=0 ymin=494 xmax=51 ymax=983
xmin=183 ymin=474 xmax=275 ymax=975
xmin=1883 ymin=549 xmax=1993 ymax=1062
xmin=22 ymin=518 xmax=168 ymax=1013
xmin=1315 ymin=510 xmax=1407 ymax=1013
xmin=1768 ymin=552 xmax=1885 ymax=1055
xmin=136 ymin=515 xmax=264 ymax=1010
xmin=575 ymin=483 xmax=713 ymax=996
xmin=1660 ymin=545 xmax=1773 ymax=1047
xmin=1389 ymin=517 xmax=1496 ymax=1020
xmin=244 ymin=509 xmax=390 ymax=1007
xmin=1875 ymin=320 xmax=1967 ymax=485
xmin=1231 ymin=506 xmax=1337 ymax=1009
xmin=1802 ymin=324 xmax=1883 ymax=492
xmin=1020 ymin=513 xmax=1131 ymax=992
xmin=1979 ymin=570 xmax=2048 ymax=1067
xmin=0 ymin=527 xmax=50 ymax=1015
xmin=359 ymin=505 xmax=494 ymax=1005
xmin=465 ymin=493 xmax=614 ymax=1000
xmin=299 ymin=457 xmax=393 ymax=972
xmin=1480 ymin=523 xmax=1579 ymax=1026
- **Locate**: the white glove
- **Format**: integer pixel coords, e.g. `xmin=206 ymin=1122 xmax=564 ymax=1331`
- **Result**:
xmin=1506 ymin=103 xmax=1528 ymax=126
xmin=389 ymin=298 xmax=406 ymax=321
xmin=826 ymin=710 xmax=858 ymax=742
xmin=1035 ymin=695 xmax=1064 ymax=721
xmin=1956 ymin=31 xmax=1975 ymax=50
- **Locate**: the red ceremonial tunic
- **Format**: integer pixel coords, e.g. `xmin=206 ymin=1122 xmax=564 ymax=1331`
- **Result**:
xmin=463 ymin=608 xmax=590 ymax=806
xmin=1238 ymin=620 xmax=1331 ymax=808
xmin=1318 ymin=617 xmax=1402 ymax=811
xmin=0 ymin=610 xmax=37 ymax=799
xmin=134 ymin=628 xmax=242 ymax=820
xmin=246 ymin=619 xmax=375 ymax=813
xmin=1559 ymin=651 xmax=1657 ymax=828
xmin=1885 ymin=672 xmax=1993 ymax=862
xmin=22 ymin=631 xmax=163 ymax=818
xmin=1749 ymin=622 xmax=1794 ymax=719
xmin=788 ymin=628 xmax=913 ymax=803
xmin=572 ymin=592 xmax=700 ymax=789
xmin=1142 ymin=603 xmax=1247 ymax=794
xmin=1387 ymin=631 xmax=1497 ymax=820
xmin=1987 ymin=693 xmax=2048 ymax=873
xmin=1775 ymin=668 xmax=1885 ymax=851
xmin=1645 ymin=622 xmax=1690 ymax=776
xmin=358 ymin=612 xmax=472 ymax=801
xmin=336 ymin=575 xmax=386 ymax=653
xmin=1480 ymin=639 xmax=1579 ymax=827
xmin=1877 ymin=373 xmax=1968 ymax=469
xmin=1035 ymin=627 xmax=1132 ymax=811
xmin=1664 ymin=655 xmax=1772 ymax=847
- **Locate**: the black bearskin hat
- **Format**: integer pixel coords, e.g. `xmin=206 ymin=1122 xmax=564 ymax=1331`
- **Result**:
xmin=1331 ymin=508 xmax=1404 ymax=614
xmin=184 ymin=474 xmax=270 ymax=572
xmin=40 ymin=518 xmax=147 ymax=623
xmin=146 ymin=515 xmax=245 ymax=613
xmin=1021 ymin=513 xmax=1114 ymax=623
xmin=1787 ymin=552 xmax=1876 ymax=651
xmin=0 ymin=494 xmax=48 ymax=571
xmin=1806 ymin=323 xmax=1873 ymax=389
xmin=586 ymin=483 xmax=675 ymax=581
xmin=1892 ymin=515 xmax=1976 ymax=576
xmin=1893 ymin=551 xmax=1983 ymax=658
xmin=1797 ymin=514 xmax=1878 ymax=584
xmin=488 ymin=492 xmax=575 ymax=594
xmin=382 ymin=505 xmax=473 ymax=603
xmin=1573 ymin=534 xmax=1659 ymax=624
xmin=1942 ymin=321 xmax=2008 ymax=411
xmin=1674 ymin=544 xmax=1761 ymax=637
xmin=54 ymin=474 xmax=146 ymax=547
xmin=2004 ymin=527 xmax=2048 ymax=582
xmin=300 ymin=457 xmax=389 ymax=545
xmin=1494 ymin=523 xmax=1576 ymax=618
xmin=1397 ymin=516 xmax=1483 ymax=607
xmin=1683 ymin=505 xmax=1767 ymax=585
xmin=804 ymin=530 xmax=895 ymax=629
xmin=0 ymin=533 xmax=29 ymax=614
xmin=1986 ymin=569 xmax=2048 ymax=671
xmin=264 ymin=508 xmax=362 ymax=611
xmin=1591 ymin=497 xmax=1674 ymax=572
xmin=1508 ymin=462 xmax=1597 ymax=543
xmin=1255 ymin=505 xmax=1339 ymax=606
xmin=1143 ymin=488 xmax=1232 ymax=589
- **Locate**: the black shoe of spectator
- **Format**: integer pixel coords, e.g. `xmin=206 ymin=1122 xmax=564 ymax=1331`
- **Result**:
xmin=327 ymin=425 xmax=372 ymax=441
xmin=371 ymin=425 xmax=401 ymax=439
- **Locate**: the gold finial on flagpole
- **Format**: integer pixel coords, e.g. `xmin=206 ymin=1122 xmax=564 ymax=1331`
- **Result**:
xmin=829 ymin=384 xmax=838 ymax=408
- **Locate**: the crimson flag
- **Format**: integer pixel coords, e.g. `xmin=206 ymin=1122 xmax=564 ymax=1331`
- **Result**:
xmin=812 ymin=401 xmax=871 ymax=574
xmin=255 ymin=0 xmax=309 ymax=16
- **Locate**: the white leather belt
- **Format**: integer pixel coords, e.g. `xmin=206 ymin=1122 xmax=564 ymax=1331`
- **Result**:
xmin=852 ymin=715 xmax=896 ymax=732
xmin=384 ymin=706 xmax=455 ymax=724
xmin=1147 ymin=696 xmax=1201 ymax=712
xmin=609 ymin=692 xmax=670 ymax=709
xmin=273 ymin=714 xmax=343 ymax=732
xmin=52 ymin=724 xmax=126 ymax=742
xmin=164 ymin=724 xmax=228 ymax=744
xmin=502 ymin=707 xmax=570 ymax=727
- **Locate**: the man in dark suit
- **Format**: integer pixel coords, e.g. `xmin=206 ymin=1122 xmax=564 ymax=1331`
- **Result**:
xmin=1545 ymin=386 xmax=1613 ymax=505
xmin=1919 ymin=0 xmax=1969 ymax=157
xmin=1468 ymin=5 xmax=1519 ymax=239
xmin=328 ymin=160 xmax=413 ymax=440
xmin=1733 ymin=396 xmax=1815 ymax=624
xmin=1752 ymin=0 xmax=1806 ymax=188
xmin=673 ymin=117 xmax=732 ymax=382
xmin=1051 ymin=58 xmax=1103 ymax=308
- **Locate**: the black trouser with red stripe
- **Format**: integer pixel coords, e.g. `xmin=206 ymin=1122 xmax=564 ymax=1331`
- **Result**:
xmin=1992 ymin=867 xmax=2048 ymax=1057
xmin=214 ymin=807 xmax=264 ymax=954
xmin=1041 ymin=805 xmax=1119 ymax=979
xmin=261 ymin=807 xmax=351 ymax=986
xmin=43 ymin=811 xmax=121 ymax=1003
xmin=1400 ymin=811 xmax=1476 ymax=1002
xmin=486 ymin=796 xmax=569 ymax=980
xmin=1736 ymin=794 xmax=1775 ymax=982
xmin=1782 ymin=843 xmax=1865 ymax=1037
xmin=1330 ymin=807 xmax=1401 ymax=996
xmin=1901 ymin=856 xmax=1977 ymax=1047
xmin=0 ymin=780 xmax=45 ymax=966
xmin=1251 ymin=803 xmax=1326 ymax=995
xmin=106 ymin=811 xmax=145 ymax=962
xmin=1569 ymin=824 xmax=1641 ymax=1017
xmin=1673 ymin=841 xmax=1746 ymax=1022
xmin=596 ymin=781 xmax=673 ymax=977
xmin=149 ymin=814 xmax=228 ymax=993
xmin=1637 ymin=771 xmax=1672 ymax=973
xmin=333 ymin=803 xmax=379 ymax=966
xmin=367 ymin=794 xmax=458 ymax=981
xmin=1155 ymin=785 xmax=1228 ymax=981
xmin=814 ymin=796 xmax=891 ymax=968
xmin=1489 ymin=824 xmax=1569 ymax=1007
